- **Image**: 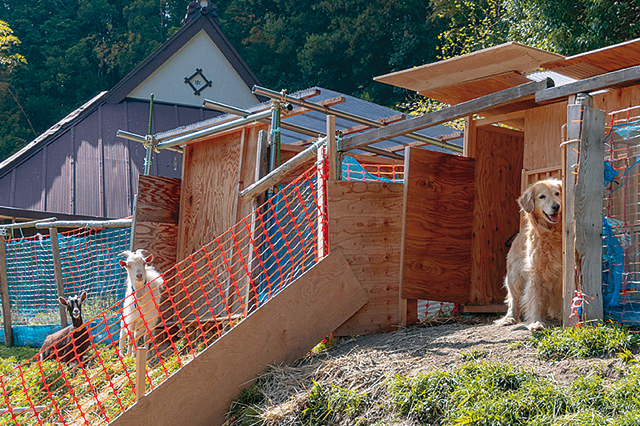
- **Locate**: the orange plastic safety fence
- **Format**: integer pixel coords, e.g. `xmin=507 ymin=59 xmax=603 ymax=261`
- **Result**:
xmin=0 ymin=155 xmax=328 ymax=425
xmin=341 ymin=156 xmax=404 ymax=182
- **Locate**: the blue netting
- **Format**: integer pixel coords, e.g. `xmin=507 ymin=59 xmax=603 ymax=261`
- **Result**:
xmin=1 ymin=227 xmax=131 ymax=332
xmin=603 ymin=120 xmax=640 ymax=325
xmin=341 ymin=156 xmax=404 ymax=182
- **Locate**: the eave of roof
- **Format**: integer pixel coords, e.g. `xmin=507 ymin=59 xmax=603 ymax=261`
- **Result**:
xmin=0 ymin=90 xmax=108 ymax=174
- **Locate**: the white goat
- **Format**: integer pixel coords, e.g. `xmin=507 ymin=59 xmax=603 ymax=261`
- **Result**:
xmin=118 ymin=249 xmax=164 ymax=356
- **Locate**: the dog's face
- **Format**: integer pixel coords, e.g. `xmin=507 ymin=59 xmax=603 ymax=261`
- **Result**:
xmin=518 ymin=179 xmax=562 ymax=226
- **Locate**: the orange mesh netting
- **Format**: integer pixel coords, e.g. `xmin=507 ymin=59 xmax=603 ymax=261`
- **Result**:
xmin=0 ymin=154 xmax=328 ymax=425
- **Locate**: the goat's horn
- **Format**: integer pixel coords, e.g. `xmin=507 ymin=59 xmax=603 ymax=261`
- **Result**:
xmin=118 ymin=251 xmax=132 ymax=257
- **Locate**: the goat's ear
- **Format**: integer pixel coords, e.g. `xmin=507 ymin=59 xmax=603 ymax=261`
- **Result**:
xmin=80 ymin=291 xmax=87 ymax=302
xmin=144 ymin=254 xmax=154 ymax=263
xmin=518 ymin=187 xmax=535 ymax=213
xmin=59 ymin=296 xmax=68 ymax=307
xmin=119 ymin=259 xmax=127 ymax=268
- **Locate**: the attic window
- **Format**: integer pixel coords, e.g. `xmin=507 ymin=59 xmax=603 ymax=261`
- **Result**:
xmin=184 ymin=68 xmax=212 ymax=96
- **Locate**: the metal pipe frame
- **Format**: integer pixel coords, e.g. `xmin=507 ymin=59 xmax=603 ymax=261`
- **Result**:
xmin=155 ymin=109 xmax=273 ymax=150
xmin=252 ymin=85 xmax=462 ymax=153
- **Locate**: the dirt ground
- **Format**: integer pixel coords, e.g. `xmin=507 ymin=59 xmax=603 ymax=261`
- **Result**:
xmin=250 ymin=315 xmax=625 ymax=425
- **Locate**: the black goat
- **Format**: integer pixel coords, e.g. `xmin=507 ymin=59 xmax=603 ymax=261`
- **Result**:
xmin=40 ymin=292 xmax=90 ymax=366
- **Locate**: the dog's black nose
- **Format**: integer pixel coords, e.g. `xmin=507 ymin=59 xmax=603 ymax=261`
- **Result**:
xmin=552 ymin=203 xmax=560 ymax=212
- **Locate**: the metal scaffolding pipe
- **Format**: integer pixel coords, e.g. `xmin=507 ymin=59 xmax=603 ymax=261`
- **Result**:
xmin=34 ymin=218 xmax=132 ymax=229
xmin=203 ymin=99 xmax=251 ymax=117
xmin=252 ymin=85 xmax=463 ymax=153
xmin=156 ymin=109 xmax=273 ymax=150
xmin=240 ymin=137 xmax=326 ymax=202
xmin=116 ymin=130 xmax=182 ymax=153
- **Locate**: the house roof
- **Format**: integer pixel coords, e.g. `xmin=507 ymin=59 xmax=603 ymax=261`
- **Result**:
xmin=0 ymin=7 xmax=260 ymax=177
xmin=0 ymin=91 xmax=108 ymax=173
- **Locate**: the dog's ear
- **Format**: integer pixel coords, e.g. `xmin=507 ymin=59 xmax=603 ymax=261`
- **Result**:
xmin=518 ymin=187 xmax=535 ymax=213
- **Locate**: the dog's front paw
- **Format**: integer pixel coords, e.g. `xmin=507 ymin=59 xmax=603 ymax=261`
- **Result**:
xmin=495 ymin=316 xmax=517 ymax=326
xmin=527 ymin=321 xmax=545 ymax=332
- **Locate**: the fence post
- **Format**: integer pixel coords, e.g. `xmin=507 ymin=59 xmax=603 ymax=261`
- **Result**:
xmin=575 ymin=102 xmax=605 ymax=323
xmin=50 ymin=227 xmax=68 ymax=328
xmin=0 ymin=232 xmax=13 ymax=346
xmin=563 ymin=93 xmax=604 ymax=325
xmin=136 ymin=346 xmax=148 ymax=402
xmin=327 ymin=115 xmax=340 ymax=181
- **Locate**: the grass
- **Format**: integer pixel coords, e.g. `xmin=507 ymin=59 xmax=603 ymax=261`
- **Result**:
xmin=528 ymin=323 xmax=640 ymax=359
xmin=225 ymin=323 xmax=640 ymax=426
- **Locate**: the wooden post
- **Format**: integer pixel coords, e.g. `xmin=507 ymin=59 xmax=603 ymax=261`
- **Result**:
xmin=317 ymin=142 xmax=326 ymax=260
xmin=563 ymin=94 xmax=605 ymax=325
xmin=563 ymin=104 xmax=581 ymax=326
xmin=0 ymin=233 xmax=13 ymax=346
xmin=50 ymin=227 xmax=67 ymax=328
xmin=326 ymin=115 xmax=339 ymax=181
xmin=135 ymin=346 xmax=148 ymax=402
xmin=575 ymin=103 xmax=605 ymax=323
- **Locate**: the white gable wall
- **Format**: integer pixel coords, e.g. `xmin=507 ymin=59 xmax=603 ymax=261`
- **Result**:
xmin=128 ymin=30 xmax=258 ymax=108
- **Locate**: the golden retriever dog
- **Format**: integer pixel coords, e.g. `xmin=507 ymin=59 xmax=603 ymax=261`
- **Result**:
xmin=496 ymin=178 xmax=562 ymax=331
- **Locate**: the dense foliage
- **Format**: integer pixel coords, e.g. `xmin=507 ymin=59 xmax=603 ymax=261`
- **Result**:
xmin=2 ymin=0 xmax=640 ymax=160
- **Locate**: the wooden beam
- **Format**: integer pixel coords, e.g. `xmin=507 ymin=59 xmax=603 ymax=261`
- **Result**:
xmin=340 ymin=79 xmax=553 ymax=152
xmin=536 ymin=65 xmax=640 ymax=104
xmin=109 ymin=249 xmax=368 ymax=426
xmin=574 ymin=104 xmax=605 ymax=323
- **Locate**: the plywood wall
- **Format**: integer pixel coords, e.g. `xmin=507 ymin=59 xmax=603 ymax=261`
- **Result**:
xmin=132 ymin=175 xmax=181 ymax=274
xmin=177 ymin=125 xmax=265 ymax=260
xmin=468 ymin=126 xmax=524 ymax=307
xmin=328 ymin=180 xmax=403 ymax=335
xmin=524 ymin=85 xmax=640 ymax=173
xmin=400 ymin=147 xmax=476 ymax=303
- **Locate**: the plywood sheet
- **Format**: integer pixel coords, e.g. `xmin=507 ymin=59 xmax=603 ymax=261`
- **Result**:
xmin=136 ymin=175 xmax=181 ymax=223
xmin=543 ymin=38 xmax=640 ymax=80
xmin=375 ymin=42 xmax=562 ymax=94
xmin=110 ymin=249 xmax=368 ymax=426
xmin=468 ymin=126 xmax=524 ymax=306
xmin=328 ymin=181 xmax=403 ymax=335
xmin=177 ymin=125 xmax=265 ymax=260
xmin=421 ymin=71 xmax=531 ymax=105
xmin=523 ymin=102 xmax=567 ymax=171
xmin=400 ymin=147 xmax=475 ymax=302
xmin=132 ymin=175 xmax=182 ymax=274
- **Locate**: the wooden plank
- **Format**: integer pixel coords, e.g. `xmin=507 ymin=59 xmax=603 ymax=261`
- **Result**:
xmin=574 ymin=105 xmax=605 ymax=323
xmin=536 ymin=65 xmax=640 ymax=104
xmin=421 ymin=71 xmax=531 ymax=105
xmin=374 ymin=42 xmax=562 ymax=94
xmin=178 ymin=130 xmax=244 ymax=260
xmin=340 ymin=79 xmax=552 ymax=152
xmin=523 ymin=102 xmax=567 ymax=171
xmin=563 ymin=103 xmax=582 ymax=326
xmin=0 ymin=235 xmax=12 ymax=346
xmin=468 ymin=126 xmax=524 ymax=306
xmin=542 ymin=38 xmax=640 ymax=79
xmin=110 ymin=249 xmax=368 ymax=426
xmin=400 ymin=147 xmax=475 ymax=303
xmin=135 ymin=176 xmax=181 ymax=223
xmin=328 ymin=181 xmax=403 ymax=335
xmin=132 ymin=222 xmax=179 ymax=274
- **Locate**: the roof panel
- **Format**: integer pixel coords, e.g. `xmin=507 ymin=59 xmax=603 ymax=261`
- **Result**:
xmin=542 ymin=38 xmax=640 ymax=79
xmin=374 ymin=42 xmax=563 ymax=94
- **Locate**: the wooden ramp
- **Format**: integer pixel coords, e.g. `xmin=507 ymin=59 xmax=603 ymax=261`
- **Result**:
xmin=110 ymin=249 xmax=368 ymax=426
